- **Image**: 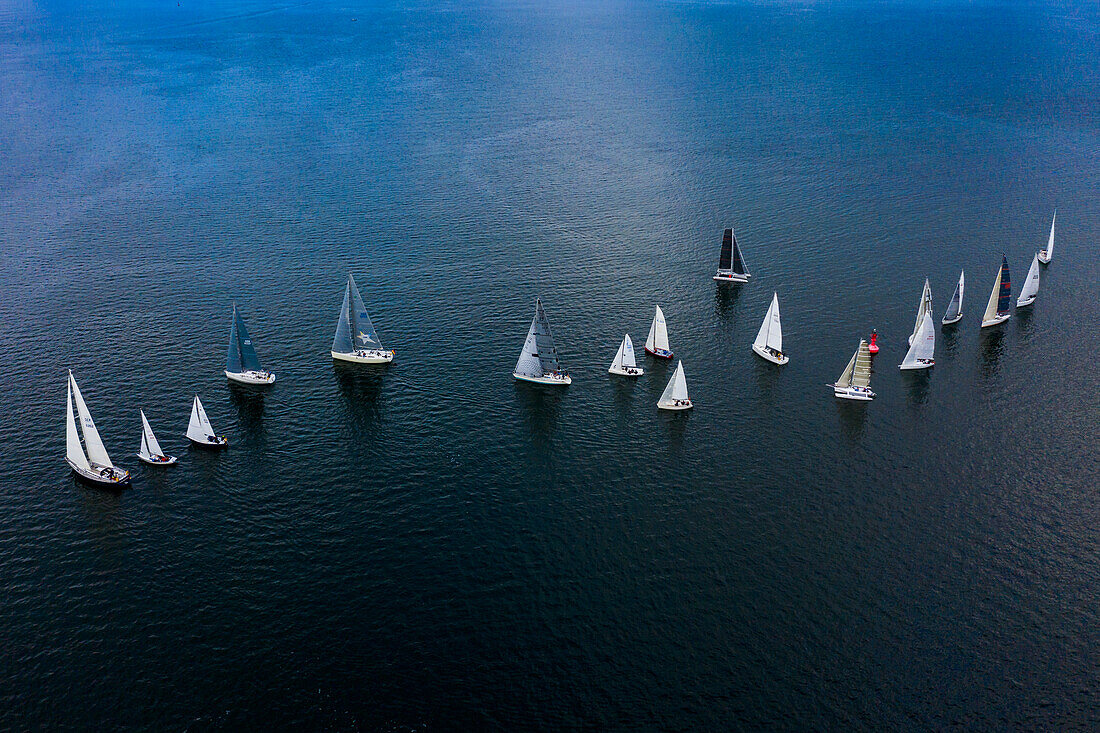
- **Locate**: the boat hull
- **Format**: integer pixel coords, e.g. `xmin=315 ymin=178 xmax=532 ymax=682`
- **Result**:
xmin=226 ymin=370 xmax=275 ymax=385
xmin=1038 ymin=250 xmax=1051 ymax=264
xmin=67 ymin=459 xmax=132 ymax=488
xmin=713 ymin=271 xmax=750 ymax=283
xmin=941 ymin=313 xmax=963 ymax=325
xmin=513 ymin=372 xmax=572 ymax=386
xmin=981 ymin=313 xmax=1011 ymax=328
xmin=832 ymin=385 xmax=875 ymax=401
xmin=331 ymin=349 xmax=394 ymax=364
xmin=898 ymin=359 xmax=934 ymax=371
xmin=657 ymin=399 xmax=693 ymax=411
xmin=752 ymin=344 xmax=789 ymax=365
xmin=645 ymin=347 xmax=674 ymax=359
xmin=188 ymin=435 xmax=228 ymax=449
xmin=608 ymin=365 xmax=643 ymax=377
xmin=1016 ymin=296 xmax=1036 ymax=308
xmin=138 ymin=453 xmax=178 ymax=466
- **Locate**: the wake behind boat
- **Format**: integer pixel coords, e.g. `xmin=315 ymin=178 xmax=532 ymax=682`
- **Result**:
xmin=1016 ymin=253 xmax=1041 ymax=307
xmin=513 ymin=298 xmax=571 ymax=386
xmin=609 ymin=333 xmax=643 ymax=376
xmin=981 ymin=255 xmax=1012 ymax=327
xmin=942 ymin=270 xmax=964 ymax=325
xmin=713 ymin=228 xmax=750 ymax=282
xmin=645 ymin=305 xmax=673 ymax=359
xmin=226 ymin=305 xmax=275 ymax=385
xmin=657 ymin=360 xmax=692 ymax=410
xmin=65 ymin=371 xmax=131 ymax=488
xmin=830 ymin=340 xmax=875 ymax=400
xmin=751 ymin=292 xmax=788 ymax=365
xmin=1038 ymin=211 xmax=1055 ymax=264
xmin=137 ymin=409 xmax=177 ymax=465
xmin=331 ymin=274 xmax=394 ymax=364
xmin=186 ymin=395 xmax=228 ymax=448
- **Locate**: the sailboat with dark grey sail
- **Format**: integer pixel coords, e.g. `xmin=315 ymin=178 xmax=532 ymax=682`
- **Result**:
xmin=331 ymin=274 xmax=394 ymax=364
xmin=942 ymin=270 xmax=964 ymax=325
xmin=713 ymin=228 xmax=750 ymax=282
xmin=980 ymin=255 xmax=1012 ymax=328
xmin=513 ymin=298 xmax=571 ymax=386
xmin=65 ymin=371 xmax=131 ymax=487
xmin=137 ymin=410 xmax=177 ymax=465
xmin=225 ymin=305 xmax=275 ymax=385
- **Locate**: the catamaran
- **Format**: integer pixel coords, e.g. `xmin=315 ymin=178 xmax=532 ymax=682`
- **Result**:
xmin=908 ymin=278 xmax=932 ymax=346
xmin=713 ymin=228 xmax=750 ymax=282
xmin=1016 ymin=253 xmax=1041 ymax=307
xmin=830 ymin=340 xmax=875 ymax=400
xmin=608 ymin=334 xmax=643 ymax=376
xmin=186 ymin=395 xmax=227 ymax=448
xmin=331 ymin=274 xmax=394 ymax=364
xmin=1038 ymin=211 xmax=1055 ymax=264
xmin=137 ymin=409 xmax=177 ymax=465
xmin=645 ymin=305 xmax=673 ymax=359
xmin=657 ymin=360 xmax=692 ymax=410
xmin=899 ymin=312 xmax=935 ymax=370
xmin=513 ymin=298 xmax=571 ymax=385
xmin=226 ymin=305 xmax=275 ymax=385
xmin=980 ymin=255 xmax=1012 ymax=327
xmin=65 ymin=371 xmax=131 ymax=487
xmin=751 ymin=292 xmax=788 ymax=365
xmin=942 ymin=270 xmax=964 ymax=325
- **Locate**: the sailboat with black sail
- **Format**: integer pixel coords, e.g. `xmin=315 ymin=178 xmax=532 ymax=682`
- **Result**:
xmin=713 ymin=228 xmax=750 ymax=282
xmin=331 ymin=274 xmax=394 ymax=364
xmin=226 ymin=305 xmax=275 ymax=385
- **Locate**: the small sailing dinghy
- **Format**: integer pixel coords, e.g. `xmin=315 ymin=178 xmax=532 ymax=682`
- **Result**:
xmin=608 ymin=334 xmax=643 ymax=376
xmin=186 ymin=395 xmax=227 ymax=448
xmin=942 ymin=270 xmax=965 ymax=325
xmin=1016 ymin=253 xmax=1041 ymax=307
xmin=645 ymin=305 xmax=673 ymax=359
xmin=908 ymin=278 xmax=933 ymax=346
xmin=899 ymin=312 xmax=935 ymax=370
xmin=1038 ymin=211 xmax=1055 ymax=264
xmin=830 ymin=340 xmax=875 ymax=400
xmin=751 ymin=292 xmax=788 ymax=365
xmin=331 ymin=274 xmax=394 ymax=364
xmin=225 ymin=305 xmax=275 ymax=385
xmin=137 ymin=410 xmax=177 ymax=465
xmin=980 ymin=255 xmax=1012 ymax=328
xmin=65 ymin=371 xmax=131 ymax=487
xmin=713 ymin=228 xmax=750 ymax=282
xmin=657 ymin=360 xmax=693 ymax=410
xmin=513 ymin=298 xmax=571 ymax=385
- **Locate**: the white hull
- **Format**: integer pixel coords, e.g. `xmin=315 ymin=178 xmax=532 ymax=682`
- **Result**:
xmin=658 ymin=399 xmax=693 ymax=411
xmin=713 ymin=271 xmax=749 ymax=283
xmin=752 ymin=344 xmax=788 ymax=365
xmin=645 ymin=347 xmax=674 ymax=359
xmin=1038 ymin=250 xmax=1051 ymax=264
xmin=1016 ymin=296 xmax=1036 ymax=308
xmin=226 ymin=370 xmax=275 ymax=385
xmin=981 ymin=313 xmax=1011 ymax=328
xmin=67 ymin=458 xmax=131 ymax=487
xmin=941 ymin=313 xmax=963 ymax=325
xmin=832 ymin=385 xmax=874 ymax=401
xmin=138 ymin=453 xmax=178 ymax=466
xmin=188 ymin=435 xmax=228 ymax=449
xmin=513 ymin=371 xmax=572 ymax=386
xmin=898 ymin=359 xmax=934 ymax=371
xmin=332 ymin=349 xmax=394 ymax=364
xmin=608 ymin=365 xmax=643 ymax=377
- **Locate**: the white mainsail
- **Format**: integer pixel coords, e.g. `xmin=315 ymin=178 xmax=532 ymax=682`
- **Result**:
xmin=659 ymin=361 xmax=689 ymax=403
xmin=1042 ymin=211 xmax=1055 ymax=262
xmin=66 ymin=378 xmax=90 ymax=471
xmin=187 ymin=396 xmax=215 ymax=442
xmin=753 ymin=293 xmax=783 ymax=353
xmin=646 ymin=305 xmax=670 ymax=353
xmin=909 ymin=279 xmax=932 ymax=345
xmin=900 ymin=312 xmax=935 ymax=367
xmin=983 ymin=262 xmax=1003 ymax=323
xmin=1017 ymin=253 xmax=1041 ymax=305
xmin=69 ymin=372 xmax=112 ymax=468
xmin=610 ymin=334 xmax=638 ymax=371
xmin=139 ymin=410 xmax=164 ymax=458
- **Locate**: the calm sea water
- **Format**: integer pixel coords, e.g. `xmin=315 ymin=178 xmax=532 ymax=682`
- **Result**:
xmin=2 ymin=0 xmax=1099 ymax=728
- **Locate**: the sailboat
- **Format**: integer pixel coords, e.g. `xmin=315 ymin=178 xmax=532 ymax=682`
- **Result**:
xmin=331 ymin=274 xmax=394 ymax=364
xmin=65 ymin=371 xmax=131 ymax=487
xmin=1016 ymin=253 xmax=1041 ymax=307
xmin=1038 ymin=211 xmax=1055 ymax=264
xmin=225 ymin=305 xmax=275 ymax=385
xmin=657 ymin=360 xmax=692 ymax=410
xmin=186 ymin=395 xmax=227 ymax=448
xmin=899 ymin=312 xmax=935 ymax=370
xmin=908 ymin=278 xmax=932 ymax=346
xmin=713 ymin=228 xmax=750 ymax=282
xmin=513 ymin=298 xmax=571 ymax=385
xmin=980 ymin=255 xmax=1012 ymax=327
xmin=751 ymin=292 xmax=788 ymax=365
xmin=137 ymin=410 xmax=177 ymax=465
xmin=644 ymin=305 xmax=673 ymax=359
xmin=830 ymin=340 xmax=875 ymax=400
xmin=942 ymin=270 xmax=964 ymax=325
xmin=608 ymin=334 xmax=643 ymax=376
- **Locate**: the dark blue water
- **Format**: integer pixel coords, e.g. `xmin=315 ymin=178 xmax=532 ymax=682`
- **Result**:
xmin=2 ymin=0 xmax=1100 ymax=728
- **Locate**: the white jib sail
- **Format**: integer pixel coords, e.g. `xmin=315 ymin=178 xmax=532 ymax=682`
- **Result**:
xmin=983 ymin=265 xmax=1002 ymax=322
xmin=610 ymin=337 xmax=626 ymax=371
xmin=660 ymin=361 xmax=689 ymax=403
xmin=620 ymin=334 xmax=637 ymax=368
xmin=753 ymin=293 xmax=783 ymax=353
xmin=69 ymin=372 xmax=112 ymax=467
xmin=514 ymin=321 xmax=543 ymax=378
xmin=646 ymin=305 xmax=670 ymax=352
xmin=911 ymin=279 xmax=932 ymax=344
xmin=66 ymin=378 xmax=90 ymax=471
xmin=1017 ymin=254 xmax=1040 ymax=305
xmin=1046 ymin=211 xmax=1055 ymax=259
xmin=187 ymin=396 xmax=214 ymax=441
xmin=140 ymin=410 xmax=164 ymax=457
xmin=902 ymin=312 xmax=935 ymax=366
xmin=837 ymin=350 xmax=857 ymax=387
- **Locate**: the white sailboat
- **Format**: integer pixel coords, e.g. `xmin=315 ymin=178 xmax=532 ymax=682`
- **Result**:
xmin=657 ymin=360 xmax=692 ymax=410
xmin=513 ymin=298 xmax=571 ymax=385
xmin=1016 ymin=253 xmax=1041 ymax=307
xmin=225 ymin=305 xmax=275 ymax=385
xmin=65 ymin=371 xmax=131 ymax=487
xmin=751 ymin=292 xmax=788 ymax=365
xmin=899 ymin=312 xmax=935 ymax=370
xmin=186 ymin=395 xmax=227 ymax=448
xmin=713 ymin=228 xmax=751 ymax=282
xmin=942 ymin=270 xmax=964 ymax=325
xmin=908 ymin=278 xmax=932 ymax=346
xmin=644 ymin=305 xmax=673 ymax=359
xmin=981 ymin=255 xmax=1012 ymax=327
xmin=331 ymin=274 xmax=394 ymax=364
xmin=830 ymin=340 xmax=875 ymax=400
xmin=1038 ymin=211 xmax=1055 ymax=264
xmin=137 ymin=410 xmax=177 ymax=465
xmin=608 ymin=334 xmax=643 ymax=376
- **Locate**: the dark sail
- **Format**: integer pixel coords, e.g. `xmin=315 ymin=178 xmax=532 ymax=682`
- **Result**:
xmin=718 ymin=229 xmax=733 ymax=271
xmin=996 ymin=255 xmax=1011 ymax=314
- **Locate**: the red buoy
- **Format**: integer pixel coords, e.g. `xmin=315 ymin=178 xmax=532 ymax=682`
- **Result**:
xmin=868 ymin=330 xmax=879 ymax=355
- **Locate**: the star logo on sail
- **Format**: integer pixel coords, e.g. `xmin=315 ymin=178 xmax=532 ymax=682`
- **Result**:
xmin=357 ymin=331 xmax=371 ymax=344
